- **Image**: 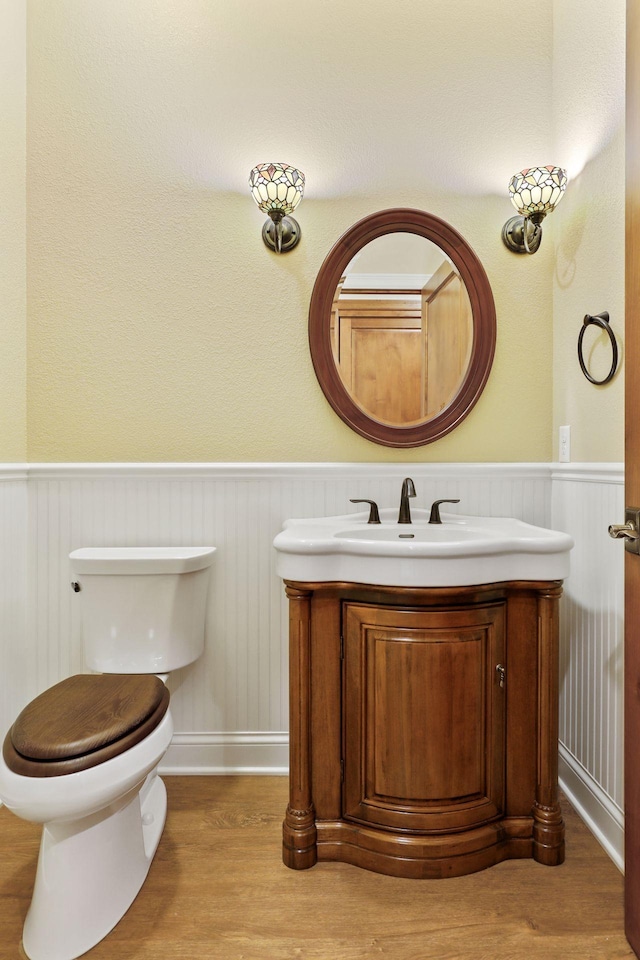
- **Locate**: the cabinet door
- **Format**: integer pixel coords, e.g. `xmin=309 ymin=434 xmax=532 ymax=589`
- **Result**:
xmin=423 ymin=268 xmax=473 ymax=418
xmin=343 ymin=602 xmax=506 ymax=833
xmin=335 ymin=301 xmax=423 ymax=423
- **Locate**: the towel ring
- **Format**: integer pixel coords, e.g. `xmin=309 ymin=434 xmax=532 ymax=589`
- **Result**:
xmin=577 ymin=311 xmax=618 ymax=385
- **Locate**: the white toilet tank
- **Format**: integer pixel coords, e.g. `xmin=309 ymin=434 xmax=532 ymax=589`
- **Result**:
xmin=69 ymin=546 xmax=216 ymax=674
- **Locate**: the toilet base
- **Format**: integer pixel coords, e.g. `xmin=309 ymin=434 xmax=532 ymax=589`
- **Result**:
xmin=22 ymin=771 xmax=167 ymax=960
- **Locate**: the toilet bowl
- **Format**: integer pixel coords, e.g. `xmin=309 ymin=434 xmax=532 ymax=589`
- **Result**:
xmin=0 ymin=545 xmax=216 ymax=960
xmin=1 ymin=707 xmax=173 ymax=960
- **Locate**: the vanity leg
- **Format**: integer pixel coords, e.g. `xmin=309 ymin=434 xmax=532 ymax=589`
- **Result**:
xmin=532 ymin=586 xmax=565 ymax=865
xmin=282 ymin=585 xmax=317 ymax=869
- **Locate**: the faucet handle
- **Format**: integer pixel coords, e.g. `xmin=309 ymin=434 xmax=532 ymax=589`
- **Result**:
xmin=350 ymin=499 xmax=381 ymax=524
xmin=429 ymin=499 xmax=460 ymax=524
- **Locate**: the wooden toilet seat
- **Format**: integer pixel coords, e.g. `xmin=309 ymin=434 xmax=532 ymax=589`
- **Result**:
xmin=2 ymin=674 xmax=170 ymax=778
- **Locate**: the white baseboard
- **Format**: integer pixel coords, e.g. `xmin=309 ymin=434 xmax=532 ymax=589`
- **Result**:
xmin=160 ymin=732 xmax=289 ymax=776
xmin=559 ymin=742 xmax=624 ymax=872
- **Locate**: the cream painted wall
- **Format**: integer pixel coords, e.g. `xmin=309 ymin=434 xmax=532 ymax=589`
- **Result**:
xmin=25 ymin=0 xmax=557 ymax=462
xmin=552 ymin=0 xmax=625 ymax=463
xmin=0 ymin=0 xmax=27 ymax=462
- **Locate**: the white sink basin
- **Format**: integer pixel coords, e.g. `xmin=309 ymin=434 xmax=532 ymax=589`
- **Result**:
xmin=273 ymin=508 xmax=574 ymax=587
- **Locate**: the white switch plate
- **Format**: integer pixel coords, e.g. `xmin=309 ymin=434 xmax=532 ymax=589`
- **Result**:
xmin=559 ymin=425 xmax=571 ymax=463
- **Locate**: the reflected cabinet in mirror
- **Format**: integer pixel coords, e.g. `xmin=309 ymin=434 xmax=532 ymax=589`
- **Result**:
xmin=309 ymin=209 xmax=497 ymax=447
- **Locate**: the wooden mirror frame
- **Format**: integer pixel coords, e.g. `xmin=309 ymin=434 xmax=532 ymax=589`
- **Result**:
xmin=308 ymin=208 xmax=497 ymax=447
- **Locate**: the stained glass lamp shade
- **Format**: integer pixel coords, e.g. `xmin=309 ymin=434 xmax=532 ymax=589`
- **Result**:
xmin=249 ymin=163 xmax=305 ymax=253
xmin=502 ymin=165 xmax=568 ymax=254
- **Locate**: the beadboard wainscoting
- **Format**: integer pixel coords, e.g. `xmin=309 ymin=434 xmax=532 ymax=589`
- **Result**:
xmin=7 ymin=463 xmax=550 ymax=771
xmin=0 ymin=462 xmax=626 ymax=868
xmin=552 ymin=465 xmax=625 ymax=870
xmin=0 ymin=468 xmax=28 ymax=738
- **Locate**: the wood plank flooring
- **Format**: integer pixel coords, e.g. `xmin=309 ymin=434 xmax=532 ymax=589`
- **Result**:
xmin=0 ymin=777 xmax=634 ymax=960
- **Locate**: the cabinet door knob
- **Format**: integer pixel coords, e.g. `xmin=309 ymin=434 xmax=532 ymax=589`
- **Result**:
xmin=496 ymin=664 xmax=506 ymax=689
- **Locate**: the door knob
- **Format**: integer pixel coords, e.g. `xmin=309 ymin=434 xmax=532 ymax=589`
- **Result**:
xmin=609 ymin=522 xmax=639 ymax=540
xmin=609 ymin=508 xmax=640 ymax=554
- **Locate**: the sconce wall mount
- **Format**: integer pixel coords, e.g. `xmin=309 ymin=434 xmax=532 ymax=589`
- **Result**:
xmin=249 ymin=162 xmax=305 ymax=254
xmin=502 ymin=165 xmax=567 ymax=255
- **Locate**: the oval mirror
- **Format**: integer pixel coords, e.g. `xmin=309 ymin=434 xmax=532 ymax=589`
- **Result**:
xmin=309 ymin=208 xmax=496 ymax=447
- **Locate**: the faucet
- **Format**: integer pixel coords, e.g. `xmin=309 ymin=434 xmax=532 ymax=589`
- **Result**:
xmin=398 ymin=477 xmax=416 ymax=524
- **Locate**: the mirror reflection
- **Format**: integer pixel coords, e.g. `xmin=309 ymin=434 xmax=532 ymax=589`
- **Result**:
xmin=330 ymin=234 xmax=473 ymax=427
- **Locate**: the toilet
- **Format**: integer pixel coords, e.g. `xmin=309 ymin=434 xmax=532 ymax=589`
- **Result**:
xmin=0 ymin=545 xmax=216 ymax=960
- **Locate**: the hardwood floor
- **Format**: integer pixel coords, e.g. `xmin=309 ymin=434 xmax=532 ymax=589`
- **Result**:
xmin=0 ymin=777 xmax=634 ymax=960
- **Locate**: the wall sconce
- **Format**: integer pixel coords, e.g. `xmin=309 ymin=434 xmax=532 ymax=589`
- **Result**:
xmin=502 ymin=165 xmax=567 ymax=254
xmin=249 ymin=162 xmax=305 ymax=253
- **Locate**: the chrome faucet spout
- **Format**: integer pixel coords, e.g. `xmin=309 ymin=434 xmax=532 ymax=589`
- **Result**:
xmin=398 ymin=477 xmax=417 ymax=524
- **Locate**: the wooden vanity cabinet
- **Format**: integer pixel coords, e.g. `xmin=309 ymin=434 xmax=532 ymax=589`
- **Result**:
xmin=283 ymin=580 xmax=564 ymax=879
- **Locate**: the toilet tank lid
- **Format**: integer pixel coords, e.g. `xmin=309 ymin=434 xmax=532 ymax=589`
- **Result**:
xmin=69 ymin=546 xmax=216 ymax=574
